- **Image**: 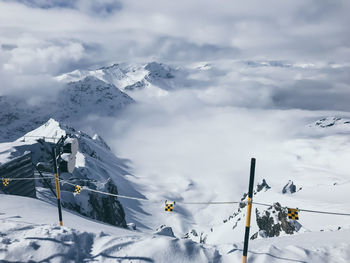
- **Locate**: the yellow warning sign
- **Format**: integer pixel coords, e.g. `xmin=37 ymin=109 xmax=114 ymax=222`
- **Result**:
xmin=75 ymin=185 xmax=82 ymax=194
xmin=165 ymin=201 xmax=174 ymax=212
xmin=288 ymin=208 xmax=299 ymax=220
xmin=2 ymin=178 xmax=9 ymax=187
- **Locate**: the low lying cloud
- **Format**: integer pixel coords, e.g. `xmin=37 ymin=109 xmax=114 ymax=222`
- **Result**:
xmin=102 ymin=90 xmax=318 ymax=202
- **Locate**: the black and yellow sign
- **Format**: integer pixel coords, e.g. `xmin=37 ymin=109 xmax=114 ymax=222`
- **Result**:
xmin=2 ymin=178 xmax=9 ymax=187
xmin=75 ymin=185 xmax=82 ymax=194
xmin=165 ymin=201 xmax=174 ymax=212
xmin=288 ymin=208 xmax=299 ymax=220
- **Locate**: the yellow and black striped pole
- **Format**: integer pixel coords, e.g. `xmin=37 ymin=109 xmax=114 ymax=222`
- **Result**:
xmin=53 ymin=148 xmax=63 ymax=226
xmin=242 ymin=158 xmax=256 ymax=263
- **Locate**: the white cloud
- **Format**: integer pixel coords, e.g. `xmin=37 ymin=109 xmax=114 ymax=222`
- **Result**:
xmin=4 ymin=40 xmax=85 ymax=74
xmin=0 ymin=0 xmax=349 ymax=107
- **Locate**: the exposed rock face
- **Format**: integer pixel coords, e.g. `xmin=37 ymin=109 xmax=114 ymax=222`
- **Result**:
xmin=183 ymin=229 xmax=207 ymax=244
xmin=256 ymin=179 xmax=271 ymax=193
xmin=87 ymin=179 xmax=126 ymax=227
xmin=282 ymin=180 xmax=296 ymax=194
xmin=252 ymin=202 xmax=301 ymax=239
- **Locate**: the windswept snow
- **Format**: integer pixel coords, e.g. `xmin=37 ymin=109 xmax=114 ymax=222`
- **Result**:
xmin=0 ymin=194 xmax=349 ymax=262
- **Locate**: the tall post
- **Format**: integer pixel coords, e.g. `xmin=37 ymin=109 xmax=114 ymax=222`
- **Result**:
xmin=242 ymin=158 xmax=256 ymax=263
xmin=52 ymin=147 xmax=63 ymax=226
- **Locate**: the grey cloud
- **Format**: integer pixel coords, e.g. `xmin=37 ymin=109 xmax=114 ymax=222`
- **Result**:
xmin=1 ymin=44 xmax=18 ymax=51
xmin=3 ymin=0 xmax=76 ymax=9
xmin=3 ymin=0 xmax=122 ymax=16
xmin=153 ymin=37 xmax=240 ymax=62
xmin=272 ymin=79 xmax=350 ymax=111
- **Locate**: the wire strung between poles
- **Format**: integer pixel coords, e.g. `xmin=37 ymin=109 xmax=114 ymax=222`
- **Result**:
xmin=59 ymin=179 xmax=150 ymax=202
xmin=252 ymin=201 xmax=350 ymax=217
xmin=180 ymin=201 xmax=241 ymax=205
xmin=1 ymin=176 xmax=54 ymax=181
xmin=57 ymin=178 xmax=350 ymax=217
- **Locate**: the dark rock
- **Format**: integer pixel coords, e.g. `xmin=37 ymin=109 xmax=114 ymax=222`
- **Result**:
xmin=257 ymin=179 xmax=271 ymax=192
xmin=255 ymin=202 xmax=301 ymax=238
xmin=282 ymin=180 xmax=296 ymax=194
xmin=88 ymin=178 xmax=127 ymax=227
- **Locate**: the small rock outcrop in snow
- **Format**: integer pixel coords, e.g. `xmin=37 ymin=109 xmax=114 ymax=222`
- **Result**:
xmin=252 ymin=202 xmax=302 ymax=239
xmin=183 ymin=229 xmax=207 ymax=244
xmin=155 ymin=225 xmax=175 ymax=237
xmin=282 ymin=180 xmax=297 ymax=194
xmin=256 ymin=179 xmax=271 ymax=193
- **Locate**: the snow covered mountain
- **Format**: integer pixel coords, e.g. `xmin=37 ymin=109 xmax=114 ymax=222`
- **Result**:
xmin=0 ymin=118 xmax=146 ymax=228
xmin=0 ymin=77 xmax=133 ymax=142
xmin=56 ymin=61 xmax=188 ymax=92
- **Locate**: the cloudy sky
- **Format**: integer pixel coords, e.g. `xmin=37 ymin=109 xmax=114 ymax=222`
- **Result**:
xmin=0 ymin=0 xmax=349 ymax=109
xmin=1 ymin=0 xmax=349 ymax=71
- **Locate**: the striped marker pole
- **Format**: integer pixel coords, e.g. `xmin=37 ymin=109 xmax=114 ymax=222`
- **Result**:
xmin=53 ymin=148 xmax=63 ymax=226
xmin=242 ymin=158 xmax=256 ymax=263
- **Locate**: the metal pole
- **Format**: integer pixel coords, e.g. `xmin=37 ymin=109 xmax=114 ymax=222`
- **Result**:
xmin=52 ymin=147 xmax=63 ymax=226
xmin=242 ymin=158 xmax=256 ymax=263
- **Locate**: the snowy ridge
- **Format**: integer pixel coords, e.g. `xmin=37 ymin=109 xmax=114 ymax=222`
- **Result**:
xmin=57 ymin=61 xmax=187 ymax=92
xmin=0 ymin=118 xmax=146 ymax=229
xmin=0 ymin=77 xmax=133 ymax=142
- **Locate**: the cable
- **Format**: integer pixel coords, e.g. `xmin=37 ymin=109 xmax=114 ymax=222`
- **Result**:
xmin=55 ymin=178 xmax=350 ymax=217
xmin=1 ymin=176 xmax=54 ymax=181
xmin=180 ymin=201 xmax=241 ymax=205
xmin=298 ymin=208 xmax=350 ymax=217
xmin=59 ymin=179 xmax=150 ymax=202
xmin=252 ymin=201 xmax=350 ymax=217
xmin=21 ymin=135 xmax=61 ymax=139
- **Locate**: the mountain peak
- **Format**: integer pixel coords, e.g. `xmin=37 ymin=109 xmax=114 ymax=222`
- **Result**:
xmin=18 ymin=118 xmax=66 ymax=142
xmin=145 ymin=61 xmax=174 ymax=79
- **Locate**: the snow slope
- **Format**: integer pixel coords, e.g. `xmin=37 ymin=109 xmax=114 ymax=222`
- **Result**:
xmin=1 ymin=194 xmax=349 ymax=262
xmin=0 ymin=194 xmax=220 ymax=263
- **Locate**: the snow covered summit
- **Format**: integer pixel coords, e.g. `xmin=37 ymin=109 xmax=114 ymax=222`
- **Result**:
xmin=1 ymin=118 xmax=146 ymax=228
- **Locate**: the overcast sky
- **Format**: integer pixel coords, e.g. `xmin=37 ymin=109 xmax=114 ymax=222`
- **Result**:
xmin=0 ymin=0 xmax=349 ymax=111
xmin=1 ymin=0 xmax=349 ymax=71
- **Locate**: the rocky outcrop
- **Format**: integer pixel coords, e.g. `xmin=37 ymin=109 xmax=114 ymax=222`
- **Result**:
xmin=155 ymin=225 xmax=175 ymax=237
xmin=282 ymin=180 xmax=297 ymax=194
xmin=183 ymin=229 xmax=207 ymax=244
xmin=252 ymin=202 xmax=302 ymax=239
xmin=87 ymin=179 xmax=126 ymax=227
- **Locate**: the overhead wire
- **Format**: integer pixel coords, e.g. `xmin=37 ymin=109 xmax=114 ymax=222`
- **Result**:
xmin=2 ymin=175 xmax=350 ymax=217
xmin=1 ymin=176 xmax=54 ymax=181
